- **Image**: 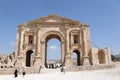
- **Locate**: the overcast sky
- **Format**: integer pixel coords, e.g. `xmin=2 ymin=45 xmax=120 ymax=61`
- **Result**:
xmin=0 ymin=0 xmax=120 ymax=59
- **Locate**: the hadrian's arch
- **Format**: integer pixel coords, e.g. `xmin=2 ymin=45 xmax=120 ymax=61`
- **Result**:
xmin=15 ymin=14 xmax=111 ymax=68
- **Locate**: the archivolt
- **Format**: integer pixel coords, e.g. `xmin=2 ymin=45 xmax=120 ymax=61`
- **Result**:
xmin=41 ymin=30 xmax=65 ymax=42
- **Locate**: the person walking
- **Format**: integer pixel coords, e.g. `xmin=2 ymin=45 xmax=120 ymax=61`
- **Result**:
xmin=14 ymin=69 xmax=18 ymax=78
xmin=22 ymin=69 xmax=26 ymax=77
xmin=63 ymin=66 xmax=66 ymax=74
xmin=38 ymin=65 xmax=42 ymax=73
xmin=61 ymin=66 xmax=63 ymax=72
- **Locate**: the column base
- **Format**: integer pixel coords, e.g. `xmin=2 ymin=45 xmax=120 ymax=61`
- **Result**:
xmin=15 ymin=56 xmax=24 ymax=67
xmin=34 ymin=56 xmax=42 ymax=67
xmin=83 ymin=56 xmax=90 ymax=66
xmin=65 ymin=56 xmax=72 ymax=66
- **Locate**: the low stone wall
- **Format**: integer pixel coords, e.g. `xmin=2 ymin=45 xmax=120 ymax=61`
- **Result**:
xmin=0 ymin=64 xmax=115 ymax=75
xmin=66 ymin=64 xmax=115 ymax=71
xmin=0 ymin=67 xmax=39 ymax=75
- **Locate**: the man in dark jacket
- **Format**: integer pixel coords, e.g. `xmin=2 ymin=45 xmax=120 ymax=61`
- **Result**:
xmin=14 ymin=69 xmax=18 ymax=77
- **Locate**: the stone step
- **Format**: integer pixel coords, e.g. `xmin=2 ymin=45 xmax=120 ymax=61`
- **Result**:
xmin=40 ymin=68 xmax=61 ymax=73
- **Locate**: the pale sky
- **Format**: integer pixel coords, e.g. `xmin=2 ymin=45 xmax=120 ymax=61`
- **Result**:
xmin=0 ymin=0 xmax=120 ymax=59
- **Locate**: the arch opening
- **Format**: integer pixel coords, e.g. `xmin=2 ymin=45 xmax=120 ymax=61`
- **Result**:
xmin=45 ymin=34 xmax=62 ymax=68
xmin=72 ymin=50 xmax=80 ymax=66
xmin=26 ymin=50 xmax=33 ymax=67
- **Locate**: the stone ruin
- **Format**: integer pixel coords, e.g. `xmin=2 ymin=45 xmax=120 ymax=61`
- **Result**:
xmin=0 ymin=14 xmax=115 ymax=74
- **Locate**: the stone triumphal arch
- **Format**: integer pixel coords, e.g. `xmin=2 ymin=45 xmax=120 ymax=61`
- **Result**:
xmin=15 ymin=14 xmax=111 ymax=68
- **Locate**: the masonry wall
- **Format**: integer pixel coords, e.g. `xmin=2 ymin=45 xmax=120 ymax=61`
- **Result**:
xmin=91 ymin=48 xmax=99 ymax=65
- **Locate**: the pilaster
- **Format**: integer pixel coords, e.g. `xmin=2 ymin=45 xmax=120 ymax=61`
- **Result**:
xmin=15 ymin=52 xmax=24 ymax=67
xmin=36 ymin=28 xmax=41 ymax=56
xmin=15 ymin=24 xmax=26 ymax=67
xmin=65 ymin=24 xmax=70 ymax=52
xmin=34 ymin=54 xmax=42 ymax=67
xmin=15 ymin=31 xmax=19 ymax=58
xmin=65 ymin=52 xmax=72 ymax=66
xmin=41 ymin=40 xmax=45 ymax=67
xmin=82 ymin=28 xmax=90 ymax=66
xmin=61 ymin=41 xmax=65 ymax=64
xmin=34 ymin=28 xmax=42 ymax=67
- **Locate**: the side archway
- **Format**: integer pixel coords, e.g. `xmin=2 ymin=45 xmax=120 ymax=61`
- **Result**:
xmin=72 ymin=50 xmax=81 ymax=66
xmin=26 ymin=50 xmax=33 ymax=67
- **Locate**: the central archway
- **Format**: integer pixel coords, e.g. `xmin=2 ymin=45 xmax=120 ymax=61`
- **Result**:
xmin=45 ymin=34 xmax=62 ymax=68
xmin=46 ymin=38 xmax=61 ymax=68
xmin=41 ymin=31 xmax=65 ymax=68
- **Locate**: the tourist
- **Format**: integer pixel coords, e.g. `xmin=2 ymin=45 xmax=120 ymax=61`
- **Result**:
xmin=61 ymin=66 xmax=63 ymax=72
xmin=14 ymin=69 xmax=18 ymax=78
xmin=63 ymin=65 xmax=66 ymax=74
xmin=38 ymin=65 xmax=42 ymax=73
xmin=22 ymin=69 xmax=26 ymax=77
xmin=61 ymin=65 xmax=66 ymax=74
